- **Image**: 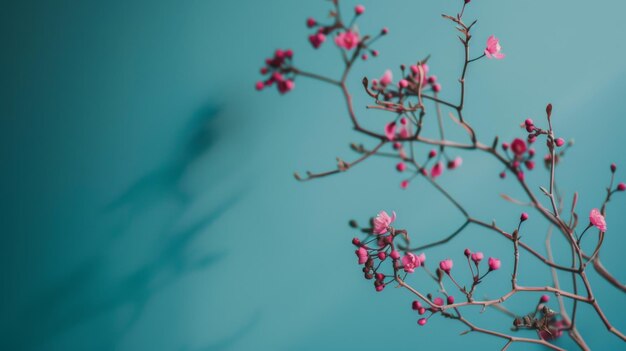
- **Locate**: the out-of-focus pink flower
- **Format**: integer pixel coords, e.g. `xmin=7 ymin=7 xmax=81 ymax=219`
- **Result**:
xmin=511 ymin=138 xmax=527 ymax=156
xmin=355 ymin=4 xmax=365 ymax=15
xmin=373 ymin=210 xmax=396 ymax=234
xmin=484 ymin=35 xmax=505 ymax=59
xmin=402 ymin=252 xmax=421 ymax=273
xmin=398 ymin=79 xmax=409 ymax=89
xmin=439 ymin=259 xmax=453 ymax=273
xmin=334 ymin=31 xmax=360 ymax=50
xmin=255 ymin=81 xmax=264 ymax=91
xmin=431 ymin=162 xmax=443 ymax=178
xmin=471 ymin=252 xmax=483 ymax=264
xmin=447 ymin=157 xmax=462 ymax=170
xmin=488 ymin=257 xmax=501 ymax=271
xmin=356 ymin=247 xmax=368 ymax=264
xmin=380 ymin=69 xmax=393 ymax=86
xmin=309 ymin=33 xmax=326 ymax=48
xmin=417 ymin=253 xmax=426 ymax=265
xmin=385 ymin=122 xmax=396 ymax=141
xmin=589 ymin=208 xmax=607 ymax=232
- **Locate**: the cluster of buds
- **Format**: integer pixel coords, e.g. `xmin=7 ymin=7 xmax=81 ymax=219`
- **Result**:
xmin=255 ymin=49 xmax=296 ymax=94
xmin=369 ymin=63 xmax=442 ymax=101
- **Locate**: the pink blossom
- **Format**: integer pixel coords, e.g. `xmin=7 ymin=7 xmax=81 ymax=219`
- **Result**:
xmin=355 ymin=5 xmax=365 ymax=15
xmin=447 ymin=157 xmax=462 ymax=170
xmin=432 ymin=83 xmax=441 ymax=93
xmin=430 ymin=162 xmax=443 ymax=178
xmin=589 ymin=208 xmax=607 ymax=232
xmin=484 ymin=35 xmax=505 ymax=59
xmin=334 ymin=31 xmax=360 ymax=50
xmin=255 ymin=81 xmax=264 ymax=91
xmin=309 ymin=33 xmax=326 ymax=49
xmin=356 ymin=247 xmax=368 ymax=264
xmin=488 ymin=257 xmax=501 ymax=271
xmin=384 ymin=122 xmax=396 ymax=141
xmin=555 ymin=138 xmax=565 ymax=147
xmin=511 ymin=138 xmax=527 ymax=156
xmin=373 ymin=210 xmax=396 ymax=234
xmin=398 ymin=79 xmax=409 ymax=89
xmin=439 ymin=259 xmax=453 ymax=273
xmin=380 ymin=69 xmax=393 ymax=86
xmin=471 ymin=252 xmax=483 ymax=264
xmin=402 ymin=252 xmax=421 ymax=273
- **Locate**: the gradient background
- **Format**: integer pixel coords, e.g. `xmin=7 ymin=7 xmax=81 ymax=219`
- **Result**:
xmin=2 ymin=0 xmax=625 ymax=350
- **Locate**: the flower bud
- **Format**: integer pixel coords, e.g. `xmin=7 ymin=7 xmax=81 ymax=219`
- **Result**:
xmin=390 ymin=250 xmax=400 ymax=260
xmin=488 ymin=257 xmax=501 ymax=271
xmin=611 ymin=163 xmax=617 ymax=172
xmin=412 ymin=300 xmax=422 ymax=310
xmin=352 ymin=237 xmax=360 ymax=246
xmin=417 ymin=318 xmax=427 ymax=326
xmin=464 ymin=248 xmax=471 ymax=257
xmin=355 ymin=5 xmax=365 ymax=15
xmin=555 ymin=138 xmax=565 ymax=147
xmin=520 ymin=212 xmax=529 ymax=222
xmin=396 ymin=162 xmax=407 ymax=172
xmin=378 ymin=252 xmax=387 ymax=260
xmin=618 ymin=183 xmax=626 ymax=191
xmin=540 ymin=294 xmax=550 ymax=303
xmin=447 ymin=296 xmax=455 ymax=304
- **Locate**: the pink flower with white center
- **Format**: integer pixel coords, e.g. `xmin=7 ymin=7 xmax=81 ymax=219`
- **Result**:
xmin=511 ymin=138 xmax=527 ymax=156
xmin=309 ymin=32 xmax=326 ymax=49
xmin=484 ymin=35 xmax=505 ymax=59
xmin=334 ymin=31 xmax=360 ymax=50
xmin=488 ymin=257 xmax=501 ymax=271
xmin=471 ymin=252 xmax=484 ymax=264
xmin=380 ymin=69 xmax=393 ymax=86
xmin=431 ymin=162 xmax=443 ymax=178
xmin=402 ymin=252 xmax=421 ymax=273
xmin=589 ymin=208 xmax=607 ymax=232
xmin=373 ymin=210 xmax=396 ymax=235
xmin=385 ymin=121 xmax=396 ymax=141
xmin=439 ymin=259 xmax=453 ymax=274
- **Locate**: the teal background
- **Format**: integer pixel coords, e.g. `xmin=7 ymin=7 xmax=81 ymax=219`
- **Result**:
xmin=2 ymin=0 xmax=625 ymax=350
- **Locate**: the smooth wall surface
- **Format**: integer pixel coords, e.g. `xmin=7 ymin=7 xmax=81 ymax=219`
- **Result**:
xmin=2 ymin=0 xmax=625 ymax=350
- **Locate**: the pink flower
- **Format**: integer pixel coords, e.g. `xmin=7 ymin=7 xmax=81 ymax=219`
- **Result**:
xmin=417 ymin=253 xmax=426 ymax=265
xmin=380 ymin=69 xmax=393 ymax=86
xmin=447 ymin=157 xmax=462 ymax=170
xmin=334 ymin=31 xmax=360 ymax=50
xmin=355 ymin=4 xmax=365 ymax=15
xmin=471 ymin=252 xmax=483 ymax=264
xmin=439 ymin=259 xmax=453 ymax=274
xmin=484 ymin=35 xmax=505 ymax=59
xmin=488 ymin=257 xmax=501 ymax=271
xmin=511 ymin=138 xmax=527 ymax=156
xmin=356 ymin=247 xmax=368 ymax=264
xmin=373 ymin=210 xmax=396 ymax=234
xmin=430 ymin=162 xmax=443 ymax=178
xmin=402 ymin=252 xmax=421 ymax=273
xmin=384 ymin=122 xmax=396 ymax=141
xmin=589 ymin=208 xmax=607 ymax=232
xmin=309 ymin=33 xmax=326 ymax=49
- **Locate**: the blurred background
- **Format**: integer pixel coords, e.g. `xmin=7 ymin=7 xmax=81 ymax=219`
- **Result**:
xmin=1 ymin=0 xmax=625 ymax=350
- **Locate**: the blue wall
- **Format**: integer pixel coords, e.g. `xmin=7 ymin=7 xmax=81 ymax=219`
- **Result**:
xmin=1 ymin=0 xmax=625 ymax=350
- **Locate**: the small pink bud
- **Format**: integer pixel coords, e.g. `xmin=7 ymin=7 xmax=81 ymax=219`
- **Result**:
xmin=499 ymin=171 xmax=506 ymax=179
xmin=428 ymin=149 xmax=437 ymax=158
xmin=285 ymin=49 xmax=293 ymax=58
xmin=427 ymin=75 xmax=437 ymax=84
xmin=525 ymin=160 xmax=535 ymax=170
xmin=418 ymin=307 xmax=426 ymax=315
xmin=439 ymin=259 xmax=453 ymax=273
xmin=502 ymin=142 xmax=509 ymax=151
xmin=390 ymin=250 xmax=400 ymax=260
xmin=352 ymin=237 xmax=361 ymax=246
xmin=306 ymin=17 xmax=317 ymax=28
xmin=355 ymin=5 xmax=365 ymax=15
xmin=447 ymin=157 xmax=462 ymax=170
xmin=471 ymin=252 xmax=483 ymax=264
xmin=400 ymin=180 xmax=409 ymax=189
xmin=255 ymin=81 xmax=264 ymax=91
xmin=260 ymin=67 xmax=268 ymax=75
xmin=378 ymin=252 xmax=387 ymax=260
xmin=308 ymin=33 xmax=326 ymax=49
xmin=396 ymin=162 xmax=407 ymax=172
xmin=611 ymin=163 xmax=617 ymax=172
xmin=528 ymin=135 xmax=537 ymax=143
xmin=618 ymin=183 xmax=626 ymax=191
xmin=488 ymin=257 xmax=501 ymax=271
xmin=433 ymin=297 xmax=444 ymax=306
xmin=529 ymin=148 xmax=536 ymax=156
xmin=464 ymin=248 xmax=471 ymax=257
xmin=432 ymin=83 xmax=442 ymax=92
xmin=361 ymin=53 xmax=368 ymax=60
xmin=376 ymin=284 xmax=385 ymax=292
xmin=375 ymin=273 xmax=385 ymax=281
xmin=520 ymin=212 xmax=529 ymax=222
xmin=447 ymin=296 xmax=455 ymax=304
xmin=398 ymin=79 xmax=409 ymax=88
xmin=372 ymin=50 xmax=379 ymax=57
xmin=517 ymin=170 xmax=525 ymax=181
xmin=381 ymin=27 xmax=389 ymax=35
xmin=524 ymin=118 xmax=534 ymax=127
xmin=417 ymin=318 xmax=427 ymax=326
xmin=412 ymin=300 xmax=422 ymax=310
xmin=540 ymin=295 xmax=550 ymax=303
xmin=555 ymin=138 xmax=565 ymax=147
xmin=430 ymin=162 xmax=443 ymax=179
